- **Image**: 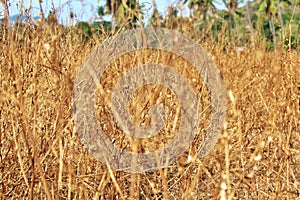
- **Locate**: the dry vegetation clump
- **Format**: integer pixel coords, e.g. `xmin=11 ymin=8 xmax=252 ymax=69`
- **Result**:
xmin=95 ymin=49 xmax=210 ymax=154
xmin=0 ymin=23 xmax=299 ymax=199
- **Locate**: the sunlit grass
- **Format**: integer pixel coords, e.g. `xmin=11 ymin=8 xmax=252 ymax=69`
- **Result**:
xmin=0 ymin=21 xmax=299 ymax=199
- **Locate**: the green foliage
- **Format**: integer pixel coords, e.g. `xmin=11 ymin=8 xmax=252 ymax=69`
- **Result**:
xmin=103 ymin=0 xmax=143 ymax=28
xmin=69 ymin=0 xmax=300 ymax=49
xmin=74 ymin=20 xmax=113 ymax=42
xmin=97 ymin=6 xmax=105 ymax=19
xmin=92 ymin=21 xmax=113 ymax=34
xmin=75 ymin=21 xmax=92 ymax=39
xmin=185 ymin=0 xmax=217 ymax=21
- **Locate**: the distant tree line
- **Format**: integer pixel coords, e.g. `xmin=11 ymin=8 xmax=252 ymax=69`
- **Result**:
xmin=72 ymin=0 xmax=300 ymax=50
xmin=1 ymin=0 xmax=300 ymax=50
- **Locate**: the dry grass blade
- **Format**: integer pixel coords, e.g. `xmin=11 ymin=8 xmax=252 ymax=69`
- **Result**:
xmin=0 ymin=18 xmax=299 ymax=199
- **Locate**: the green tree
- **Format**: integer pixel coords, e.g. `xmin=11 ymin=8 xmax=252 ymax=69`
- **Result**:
xmin=95 ymin=5 xmax=112 ymax=33
xmin=258 ymin=0 xmax=291 ymax=50
xmin=184 ymin=0 xmax=217 ymax=21
xmin=97 ymin=5 xmax=105 ymax=20
xmin=74 ymin=21 xmax=92 ymax=42
xmin=221 ymin=0 xmax=246 ymax=44
xmin=105 ymin=0 xmax=143 ymax=31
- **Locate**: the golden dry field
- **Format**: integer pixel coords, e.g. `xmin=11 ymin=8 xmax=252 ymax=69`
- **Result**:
xmin=0 ymin=23 xmax=299 ymax=199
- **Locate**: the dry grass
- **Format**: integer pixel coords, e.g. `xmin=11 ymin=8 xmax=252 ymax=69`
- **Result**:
xmin=0 ymin=22 xmax=299 ymax=200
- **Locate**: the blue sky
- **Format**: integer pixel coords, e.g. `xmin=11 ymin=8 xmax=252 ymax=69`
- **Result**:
xmin=0 ymin=0 xmax=227 ymax=25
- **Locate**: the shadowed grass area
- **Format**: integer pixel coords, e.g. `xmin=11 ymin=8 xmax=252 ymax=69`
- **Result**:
xmin=0 ymin=22 xmax=299 ymax=199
